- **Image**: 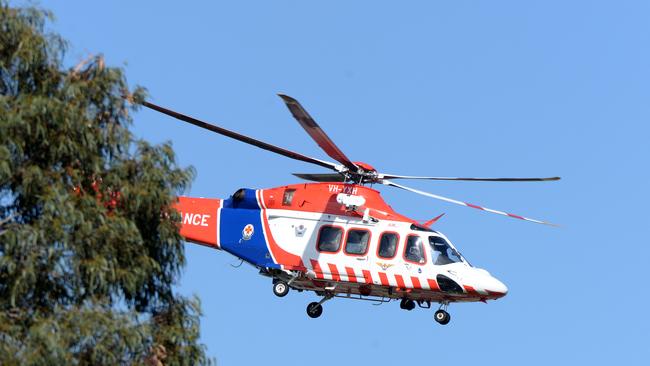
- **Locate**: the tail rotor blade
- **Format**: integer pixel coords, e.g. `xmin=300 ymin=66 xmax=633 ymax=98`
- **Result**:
xmin=382 ymin=180 xmax=558 ymax=227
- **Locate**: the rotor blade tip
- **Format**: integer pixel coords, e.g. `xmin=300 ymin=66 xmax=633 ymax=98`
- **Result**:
xmin=277 ymin=94 xmax=296 ymax=103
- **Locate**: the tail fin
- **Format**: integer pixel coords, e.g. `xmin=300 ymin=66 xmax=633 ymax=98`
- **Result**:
xmin=423 ymin=213 xmax=445 ymax=227
xmin=174 ymin=197 xmax=222 ymax=248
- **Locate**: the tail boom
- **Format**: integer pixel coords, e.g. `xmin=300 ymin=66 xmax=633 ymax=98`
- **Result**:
xmin=174 ymin=196 xmax=222 ymax=248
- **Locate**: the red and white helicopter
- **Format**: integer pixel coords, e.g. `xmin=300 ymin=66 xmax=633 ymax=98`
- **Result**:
xmin=142 ymin=95 xmax=559 ymax=325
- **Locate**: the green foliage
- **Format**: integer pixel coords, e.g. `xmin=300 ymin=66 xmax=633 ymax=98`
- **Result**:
xmin=0 ymin=2 xmax=210 ymax=364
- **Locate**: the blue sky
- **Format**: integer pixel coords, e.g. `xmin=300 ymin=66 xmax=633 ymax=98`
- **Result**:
xmin=37 ymin=1 xmax=648 ymax=364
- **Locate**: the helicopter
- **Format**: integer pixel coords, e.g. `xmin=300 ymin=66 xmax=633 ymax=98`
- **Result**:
xmin=141 ymin=94 xmax=559 ymax=325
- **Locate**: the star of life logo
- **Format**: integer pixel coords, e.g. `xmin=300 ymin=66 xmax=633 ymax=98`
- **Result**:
xmin=242 ymin=224 xmax=254 ymax=241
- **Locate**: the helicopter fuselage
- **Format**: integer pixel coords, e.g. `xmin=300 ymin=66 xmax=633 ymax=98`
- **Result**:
xmin=176 ymin=182 xmax=508 ymax=304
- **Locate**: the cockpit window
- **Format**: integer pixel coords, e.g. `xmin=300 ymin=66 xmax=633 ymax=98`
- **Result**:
xmin=429 ymin=236 xmax=463 ymax=265
xmin=404 ymin=235 xmax=426 ymax=264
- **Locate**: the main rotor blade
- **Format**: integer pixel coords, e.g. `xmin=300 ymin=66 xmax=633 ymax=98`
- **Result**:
xmin=293 ymin=173 xmax=346 ymax=182
xmin=382 ymin=180 xmax=558 ymax=226
xmin=141 ymin=100 xmax=338 ymax=171
xmin=379 ymin=174 xmax=561 ymax=182
xmin=278 ymin=94 xmax=359 ymax=172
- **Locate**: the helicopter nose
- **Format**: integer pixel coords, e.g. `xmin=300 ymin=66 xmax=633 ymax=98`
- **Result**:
xmin=472 ymin=269 xmax=508 ymax=298
xmin=484 ymin=276 xmax=508 ymax=298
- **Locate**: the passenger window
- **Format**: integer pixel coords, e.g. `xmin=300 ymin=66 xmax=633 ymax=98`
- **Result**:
xmin=404 ymin=235 xmax=426 ymax=264
xmin=282 ymin=189 xmax=296 ymax=206
xmin=378 ymin=232 xmax=399 ymax=259
xmin=317 ymin=226 xmax=342 ymax=253
xmin=345 ymin=229 xmax=370 ymax=255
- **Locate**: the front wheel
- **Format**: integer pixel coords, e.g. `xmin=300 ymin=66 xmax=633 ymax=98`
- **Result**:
xmin=434 ymin=310 xmax=450 ymax=325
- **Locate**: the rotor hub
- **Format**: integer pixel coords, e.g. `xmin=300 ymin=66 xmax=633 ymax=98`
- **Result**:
xmin=345 ymin=161 xmax=379 ymax=184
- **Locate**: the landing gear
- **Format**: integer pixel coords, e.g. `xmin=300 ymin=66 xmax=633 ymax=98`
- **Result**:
xmin=306 ymin=293 xmax=333 ymax=319
xmin=306 ymin=302 xmax=323 ymax=318
xmin=399 ymin=298 xmax=416 ymax=311
xmin=434 ymin=302 xmax=451 ymax=325
xmin=272 ymin=280 xmax=290 ymax=297
xmin=271 ymin=271 xmax=301 ymax=297
xmin=434 ymin=310 xmax=451 ymax=325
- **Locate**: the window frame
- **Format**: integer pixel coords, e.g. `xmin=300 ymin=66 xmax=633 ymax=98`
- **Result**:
xmin=282 ymin=188 xmax=296 ymax=206
xmin=429 ymin=235 xmax=463 ymax=265
xmin=316 ymin=225 xmax=344 ymax=254
xmin=343 ymin=227 xmax=372 ymax=257
xmin=403 ymin=234 xmax=427 ymax=265
xmin=376 ymin=231 xmax=400 ymax=260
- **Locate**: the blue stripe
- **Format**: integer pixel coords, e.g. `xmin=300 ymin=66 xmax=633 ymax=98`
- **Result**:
xmin=218 ymin=189 xmax=279 ymax=269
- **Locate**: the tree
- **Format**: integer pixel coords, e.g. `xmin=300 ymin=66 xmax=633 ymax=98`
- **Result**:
xmin=0 ymin=3 xmax=210 ymax=364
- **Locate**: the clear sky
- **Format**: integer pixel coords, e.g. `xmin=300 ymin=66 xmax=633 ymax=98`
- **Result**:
xmin=36 ymin=1 xmax=649 ymax=364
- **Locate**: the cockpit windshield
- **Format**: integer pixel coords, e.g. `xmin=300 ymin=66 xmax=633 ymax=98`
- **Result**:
xmin=429 ymin=236 xmax=465 ymax=266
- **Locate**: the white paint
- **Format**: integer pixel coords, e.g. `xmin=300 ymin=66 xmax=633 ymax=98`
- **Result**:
xmin=181 ymin=212 xmax=211 ymax=227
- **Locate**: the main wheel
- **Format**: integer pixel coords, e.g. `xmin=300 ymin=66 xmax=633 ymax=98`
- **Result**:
xmin=273 ymin=281 xmax=289 ymax=297
xmin=434 ymin=310 xmax=451 ymax=325
xmin=306 ymin=302 xmax=323 ymax=318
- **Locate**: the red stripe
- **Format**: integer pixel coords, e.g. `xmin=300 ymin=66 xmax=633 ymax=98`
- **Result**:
xmin=255 ymin=190 xmax=263 ymax=214
xmin=427 ymin=278 xmax=440 ymax=291
xmin=486 ymin=290 xmax=506 ymax=298
xmin=378 ymin=272 xmax=389 ymax=286
xmin=466 ymin=202 xmax=484 ymax=210
xmin=345 ymin=267 xmax=357 ymax=283
xmin=507 ymin=213 xmax=525 ymax=220
xmin=410 ymin=276 xmax=422 ymax=289
xmin=310 ymin=259 xmax=323 ymax=279
xmin=362 ymin=270 xmax=373 ymax=284
xmin=328 ymin=263 xmax=341 ymax=281
xmin=394 ymin=274 xmax=406 ymax=288
xmin=258 ymin=190 xmax=305 ymax=270
xmin=464 ymin=285 xmax=477 ymax=294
